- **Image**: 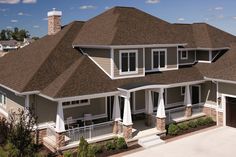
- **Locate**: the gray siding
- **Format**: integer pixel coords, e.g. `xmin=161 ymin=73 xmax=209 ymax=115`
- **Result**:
xmin=218 ymin=82 xmax=236 ymax=96
xmin=135 ymin=90 xmax=145 ymax=110
xmin=82 ymin=48 xmax=111 ymax=75
xmin=145 ymin=47 xmax=178 ymax=71
xmin=179 ymin=50 xmax=196 ymax=64
xmin=114 ymin=48 xmax=144 ymax=77
xmin=166 ymin=87 xmax=184 ymax=104
xmin=196 ymin=50 xmax=209 ymax=61
xmin=201 ymin=82 xmax=217 ymax=103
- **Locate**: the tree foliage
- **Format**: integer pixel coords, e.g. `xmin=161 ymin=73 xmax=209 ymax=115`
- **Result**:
xmin=0 ymin=27 xmax=31 ymax=41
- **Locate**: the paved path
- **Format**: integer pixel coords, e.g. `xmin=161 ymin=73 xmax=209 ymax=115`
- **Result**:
xmin=125 ymin=127 xmax=236 ymax=157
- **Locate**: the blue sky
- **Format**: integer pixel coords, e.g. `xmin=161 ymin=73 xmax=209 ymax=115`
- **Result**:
xmin=1 ymin=0 xmax=236 ymax=37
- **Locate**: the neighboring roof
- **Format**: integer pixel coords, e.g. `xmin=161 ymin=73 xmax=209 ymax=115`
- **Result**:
xmin=73 ymin=7 xmax=236 ymax=48
xmin=0 ymin=21 xmax=84 ymax=93
xmin=0 ymin=40 xmax=18 ymax=47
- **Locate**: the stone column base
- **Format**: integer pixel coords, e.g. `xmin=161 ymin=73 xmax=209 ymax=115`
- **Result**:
xmin=145 ymin=114 xmax=153 ymax=127
xmin=185 ymin=106 xmax=192 ymax=117
xmin=123 ymin=125 xmax=132 ymax=140
xmin=203 ymin=106 xmax=217 ymax=121
xmin=217 ymin=111 xmax=223 ymax=126
xmin=35 ymin=129 xmax=47 ymax=144
xmin=56 ymin=132 xmax=66 ymax=148
xmin=156 ymin=117 xmax=166 ymax=132
xmin=113 ymin=121 xmax=119 ymax=134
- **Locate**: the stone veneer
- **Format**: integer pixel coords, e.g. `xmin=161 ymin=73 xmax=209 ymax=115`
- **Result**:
xmin=48 ymin=15 xmax=61 ymax=35
xmin=36 ymin=129 xmax=47 ymax=144
xmin=185 ymin=106 xmax=192 ymax=117
xmin=123 ymin=125 xmax=132 ymax=140
xmin=113 ymin=121 xmax=119 ymax=134
xmin=156 ymin=117 xmax=166 ymax=132
xmin=203 ymin=106 xmax=217 ymax=121
xmin=217 ymin=112 xmax=223 ymax=126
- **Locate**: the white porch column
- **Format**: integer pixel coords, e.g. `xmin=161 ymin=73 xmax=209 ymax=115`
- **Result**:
xmin=55 ymin=101 xmax=65 ymax=133
xmin=25 ymin=95 xmax=30 ymax=109
xmin=184 ymin=85 xmax=192 ymax=107
xmin=112 ymin=95 xmax=121 ymax=121
xmin=123 ymin=94 xmax=132 ymax=126
xmin=156 ymin=88 xmax=166 ymax=118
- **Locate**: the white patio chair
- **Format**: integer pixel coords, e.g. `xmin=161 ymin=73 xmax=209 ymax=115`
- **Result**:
xmin=83 ymin=114 xmax=94 ymax=126
xmin=66 ymin=116 xmax=75 ymax=129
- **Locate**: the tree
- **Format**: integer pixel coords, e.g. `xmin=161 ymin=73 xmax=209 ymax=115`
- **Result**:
xmin=0 ymin=30 xmax=7 ymax=40
xmin=0 ymin=27 xmax=31 ymax=41
xmin=7 ymin=108 xmax=37 ymax=157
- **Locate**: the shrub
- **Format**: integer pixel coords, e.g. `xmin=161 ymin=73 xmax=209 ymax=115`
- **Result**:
xmin=105 ymin=141 xmax=115 ymax=150
xmin=93 ymin=144 xmax=103 ymax=154
xmin=196 ymin=118 xmax=206 ymax=126
xmin=205 ymin=117 xmax=214 ymax=125
xmin=0 ymin=117 xmax=9 ymax=145
xmin=87 ymin=145 xmax=96 ymax=157
xmin=177 ymin=123 xmax=189 ymax=131
xmin=168 ymin=123 xmax=180 ymax=136
xmin=63 ymin=150 xmax=72 ymax=157
xmin=116 ymin=137 xmax=127 ymax=149
xmin=78 ymin=136 xmax=89 ymax=157
xmin=187 ymin=120 xmax=197 ymax=128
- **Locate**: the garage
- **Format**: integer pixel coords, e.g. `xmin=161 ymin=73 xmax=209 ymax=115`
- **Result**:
xmin=226 ymin=97 xmax=236 ymax=127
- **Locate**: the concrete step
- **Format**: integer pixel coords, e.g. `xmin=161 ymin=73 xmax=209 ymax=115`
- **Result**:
xmin=138 ymin=135 xmax=165 ymax=149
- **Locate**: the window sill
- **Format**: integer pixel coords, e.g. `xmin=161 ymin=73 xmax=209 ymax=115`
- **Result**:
xmin=119 ymin=71 xmax=139 ymax=76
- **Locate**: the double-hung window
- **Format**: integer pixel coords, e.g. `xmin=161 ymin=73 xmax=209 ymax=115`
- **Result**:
xmin=0 ymin=92 xmax=6 ymax=108
xmin=120 ymin=50 xmax=138 ymax=75
xmin=152 ymin=49 xmax=167 ymax=70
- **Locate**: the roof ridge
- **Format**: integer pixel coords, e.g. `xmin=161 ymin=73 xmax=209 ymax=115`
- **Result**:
xmin=22 ymin=22 xmax=76 ymax=92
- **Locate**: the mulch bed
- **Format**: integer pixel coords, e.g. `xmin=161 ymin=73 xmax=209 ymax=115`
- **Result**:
xmin=161 ymin=122 xmax=216 ymax=140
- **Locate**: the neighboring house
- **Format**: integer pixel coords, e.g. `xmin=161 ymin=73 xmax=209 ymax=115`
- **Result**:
xmin=0 ymin=7 xmax=236 ymax=151
xmin=20 ymin=38 xmax=35 ymax=48
xmin=0 ymin=40 xmax=18 ymax=52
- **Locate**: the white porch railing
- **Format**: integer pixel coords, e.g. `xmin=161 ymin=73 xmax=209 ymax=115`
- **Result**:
xmin=65 ymin=121 xmax=114 ymax=144
xmin=46 ymin=124 xmax=57 ymax=144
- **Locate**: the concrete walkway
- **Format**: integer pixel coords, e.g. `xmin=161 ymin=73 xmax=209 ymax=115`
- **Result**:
xmin=125 ymin=127 xmax=236 ymax=157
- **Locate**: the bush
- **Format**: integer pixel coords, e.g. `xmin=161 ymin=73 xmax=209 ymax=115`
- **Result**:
xmin=78 ymin=136 xmax=89 ymax=157
xmin=187 ymin=120 xmax=198 ymax=128
xmin=87 ymin=145 xmax=96 ymax=157
xmin=205 ymin=117 xmax=214 ymax=125
xmin=0 ymin=117 xmax=9 ymax=145
xmin=105 ymin=141 xmax=115 ymax=150
xmin=116 ymin=137 xmax=127 ymax=149
xmin=168 ymin=123 xmax=180 ymax=136
xmin=196 ymin=118 xmax=206 ymax=126
xmin=93 ymin=144 xmax=103 ymax=154
xmin=177 ymin=123 xmax=189 ymax=131
xmin=63 ymin=150 xmax=72 ymax=157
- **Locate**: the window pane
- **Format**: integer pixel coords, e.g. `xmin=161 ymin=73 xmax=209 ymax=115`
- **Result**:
xmin=80 ymin=99 xmax=88 ymax=104
xmin=129 ymin=53 xmax=136 ymax=71
xmin=160 ymin=51 xmax=166 ymax=68
xmin=121 ymin=53 xmax=128 ymax=72
xmin=182 ymin=51 xmax=187 ymax=58
xmin=153 ymin=92 xmax=159 ymax=107
xmin=153 ymin=51 xmax=159 ymax=68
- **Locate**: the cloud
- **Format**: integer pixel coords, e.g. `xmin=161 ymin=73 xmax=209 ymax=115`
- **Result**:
xmin=146 ymin=0 xmax=160 ymax=4
xmin=214 ymin=6 xmax=223 ymax=10
xmin=22 ymin=0 xmax=36 ymax=3
xmin=79 ymin=5 xmax=96 ymax=10
xmin=42 ymin=17 xmax=48 ymax=21
xmin=33 ymin=25 xmax=39 ymax=28
xmin=233 ymin=16 xmax=236 ymax=20
xmin=105 ymin=6 xmax=111 ymax=10
xmin=177 ymin=18 xmax=185 ymax=21
xmin=11 ymin=19 xmax=18 ymax=23
xmin=18 ymin=12 xmax=31 ymax=16
xmin=0 ymin=0 xmax=20 ymax=4
xmin=217 ymin=14 xmax=224 ymax=19
xmin=0 ymin=8 xmax=7 ymax=12
xmin=6 ymin=26 xmax=12 ymax=29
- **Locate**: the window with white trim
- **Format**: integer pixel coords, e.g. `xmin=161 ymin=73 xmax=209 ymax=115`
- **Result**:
xmin=180 ymin=50 xmax=188 ymax=60
xmin=120 ymin=50 xmax=138 ymax=74
xmin=62 ymin=99 xmax=90 ymax=108
xmin=0 ymin=92 xmax=6 ymax=108
xmin=152 ymin=49 xmax=167 ymax=70
xmin=181 ymin=86 xmax=185 ymax=96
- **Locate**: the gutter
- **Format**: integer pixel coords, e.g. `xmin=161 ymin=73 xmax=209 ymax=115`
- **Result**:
xmin=204 ymin=77 xmax=236 ymax=85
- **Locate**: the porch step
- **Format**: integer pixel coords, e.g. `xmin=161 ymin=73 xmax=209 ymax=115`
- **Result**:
xmin=138 ymin=135 xmax=165 ymax=149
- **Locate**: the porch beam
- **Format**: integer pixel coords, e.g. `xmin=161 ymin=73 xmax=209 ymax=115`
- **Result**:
xmin=156 ymin=88 xmax=166 ymax=118
xmin=55 ymin=101 xmax=65 ymax=133
xmin=122 ymin=94 xmax=133 ymax=126
xmin=184 ymin=85 xmax=192 ymax=107
xmin=112 ymin=95 xmax=121 ymax=121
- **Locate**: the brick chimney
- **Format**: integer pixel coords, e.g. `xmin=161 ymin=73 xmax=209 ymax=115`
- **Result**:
xmin=47 ymin=8 xmax=62 ymax=35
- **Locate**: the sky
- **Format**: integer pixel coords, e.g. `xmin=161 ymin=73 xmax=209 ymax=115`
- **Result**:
xmin=1 ymin=0 xmax=236 ymax=37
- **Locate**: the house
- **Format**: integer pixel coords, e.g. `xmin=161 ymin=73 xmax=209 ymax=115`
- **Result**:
xmin=0 ymin=40 xmax=18 ymax=52
xmin=0 ymin=7 xmax=236 ymax=151
xmin=20 ymin=38 xmax=35 ymax=48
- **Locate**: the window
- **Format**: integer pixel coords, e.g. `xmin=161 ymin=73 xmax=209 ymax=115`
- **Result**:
xmin=62 ymin=99 xmax=90 ymax=108
xmin=120 ymin=50 xmax=138 ymax=74
xmin=180 ymin=50 xmax=188 ymax=60
xmin=181 ymin=86 xmax=185 ymax=96
xmin=0 ymin=92 xmax=6 ymax=108
xmin=152 ymin=49 xmax=167 ymax=70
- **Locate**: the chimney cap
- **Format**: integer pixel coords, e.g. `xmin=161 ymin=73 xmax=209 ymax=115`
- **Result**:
xmin=47 ymin=8 xmax=62 ymax=17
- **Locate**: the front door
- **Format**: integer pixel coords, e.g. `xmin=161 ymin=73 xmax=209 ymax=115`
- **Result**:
xmin=226 ymin=97 xmax=236 ymax=128
xmin=191 ymin=86 xmax=200 ymax=104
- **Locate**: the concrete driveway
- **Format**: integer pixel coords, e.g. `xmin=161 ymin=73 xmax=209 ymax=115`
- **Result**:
xmin=125 ymin=127 xmax=236 ymax=157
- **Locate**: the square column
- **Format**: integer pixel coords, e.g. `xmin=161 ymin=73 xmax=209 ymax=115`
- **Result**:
xmin=112 ymin=95 xmax=121 ymax=134
xmin=122 ymin=94 xmax=133 ymax=140
xmin=156 ymin=88 xmax=166 ymax=132
xmin=145 ymin=90 xmax=154 ymax=126
xmin=184 ymin=85 xmax=192 ymax=117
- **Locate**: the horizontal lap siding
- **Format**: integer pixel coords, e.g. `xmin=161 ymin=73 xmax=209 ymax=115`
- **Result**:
xmin=196 ymin=50 xmax=209 ymax=61
xmin=166 ymin=87 xmax=184 ymax=104
xmin=201 ymin=82 xmax=217 ymax=103
xmin=135 ymin=90 xmax=145 ymax=110
xmin=179 ymin=50 xmax=196 ymax=64
xmin=114 ymin=48 xmax=144 ymax=77
xmin=83 ymin=48 xmax=111 ymax=75
xmin=218 ymin=82 xmax=236 ymax=96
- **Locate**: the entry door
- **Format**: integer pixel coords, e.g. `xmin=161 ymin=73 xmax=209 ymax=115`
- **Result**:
xmin=226 ymin=97 xmax=236 ymax=127
xmin=191 ymin=86 xmax=200 ymax=104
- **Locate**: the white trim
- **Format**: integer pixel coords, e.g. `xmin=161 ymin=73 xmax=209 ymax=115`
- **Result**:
xmin=111 ymin=48 xmax=114 ymax=79
xmin=178 ymin=47 xmax=230 ymax=51
xmin=211 ymin=50 xmax=222 ymax=62
xmin=112 ymin=74 xmax=145 ymax=80
xmin=180 ymin=50 xmax=188 ymax=60
xmin=178 ymin=61 xmax=197 ymax=66
xmin=47 ymin=10 xmax=62 ymax=17
xmin=151 ymin=48 xmax=167 ymax=70
xmin=143 ymin=48 xmax=145 ymax=76
xmin=203 ymin=102 xmax=217 ymax=109
xmin=73 ymin=43 xmax=188 ymax=49
xmin=86 ymin=54 xmax=112 ymax=79
xmin=198 ymin=60 xmax=212 ymax=63
xmin=0 ymin=107 xmax=8 ymax=117
xmin=62 ymin=99 xmax=90 ymax=109
xmin=204 ymin=77 xmax=236 ymax=85
xmin=119 ymin=50 xmax=138 ymax=75
xmin=145 ymin=67 xmax=178 ymax=73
